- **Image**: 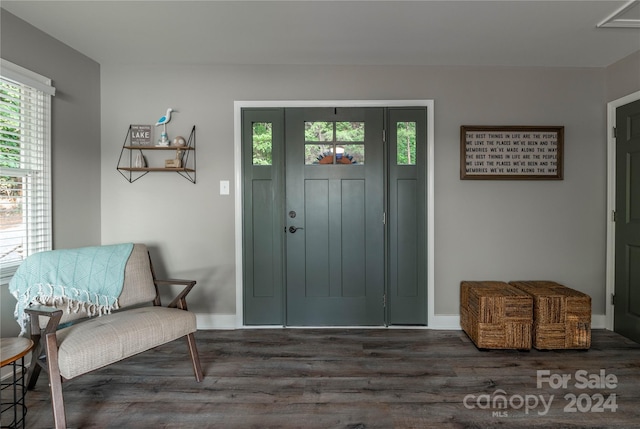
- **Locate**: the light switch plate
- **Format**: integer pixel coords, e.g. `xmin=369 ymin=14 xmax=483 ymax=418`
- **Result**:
xmin=220 ymin=180 xmax=230 ymax=195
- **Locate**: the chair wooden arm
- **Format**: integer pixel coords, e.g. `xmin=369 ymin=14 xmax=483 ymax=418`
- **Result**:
xmin=24 ymin=306 xmax=64 ymax=390
xmin=153 ymin=278 xmax=197 ymax=309
xmin=25 ymin=306 xmax=64 ymax=336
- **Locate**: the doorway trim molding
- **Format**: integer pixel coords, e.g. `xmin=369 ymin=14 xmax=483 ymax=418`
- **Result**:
xmin=233 ymin=100 xmax=435 ymax=328
xmin=606 ymin=90 xmax=640 ymax=331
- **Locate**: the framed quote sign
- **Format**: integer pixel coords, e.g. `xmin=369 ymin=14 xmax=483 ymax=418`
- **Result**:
xmin=461 ymin=126 xmax=564 ymax=180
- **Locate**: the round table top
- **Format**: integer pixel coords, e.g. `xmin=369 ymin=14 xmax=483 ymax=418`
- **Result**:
xmin=1 ymin=337 xmax=34 ymax=367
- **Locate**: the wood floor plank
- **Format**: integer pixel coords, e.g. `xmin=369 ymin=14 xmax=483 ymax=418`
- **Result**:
xmin=22 ymin=329 xmax=640 ymax=428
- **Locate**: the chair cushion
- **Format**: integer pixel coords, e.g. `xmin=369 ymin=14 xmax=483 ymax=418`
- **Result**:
xmin=118 ymin=244 xmax=158 ymax=307
xmin=55 ymin=306 xmax=196 ymax=380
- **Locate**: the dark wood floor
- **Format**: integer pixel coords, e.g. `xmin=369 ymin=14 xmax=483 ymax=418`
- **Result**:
xmin=22 ymin=329 xmax=640 ymax=428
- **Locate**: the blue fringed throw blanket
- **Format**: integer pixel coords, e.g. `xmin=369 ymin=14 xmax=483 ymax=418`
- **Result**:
xmin=9 ymin=243 xmax=134 ymax=334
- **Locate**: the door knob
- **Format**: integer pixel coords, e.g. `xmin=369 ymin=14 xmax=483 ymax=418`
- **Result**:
xmin=288 ymin=226 xmax=304 ymax=233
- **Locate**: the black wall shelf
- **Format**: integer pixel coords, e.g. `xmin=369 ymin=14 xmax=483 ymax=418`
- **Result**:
xmin=117 ymin=125 xmax=196 ymax=183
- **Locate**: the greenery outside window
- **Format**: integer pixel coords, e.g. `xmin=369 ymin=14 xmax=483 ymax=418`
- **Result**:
xmin=0 ymin=59 xmax=54 ymax=284
xmin=304 ymin=121 xmax=365 ymax=164
xmin=397 ymin=121 xmax=416 ymax=165
xmin=252 ymin=122 xmax=272 ymax=165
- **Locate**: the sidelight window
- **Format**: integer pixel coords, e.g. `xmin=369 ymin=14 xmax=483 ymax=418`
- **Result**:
xmin=396 ymin=121 xmax=416 ymax=165
xmin=252 ymin=122 xmax=272 ymax=165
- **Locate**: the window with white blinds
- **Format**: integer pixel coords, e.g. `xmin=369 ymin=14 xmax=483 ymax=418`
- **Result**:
xmin=0 ymin=59 xmax=54 ymax=283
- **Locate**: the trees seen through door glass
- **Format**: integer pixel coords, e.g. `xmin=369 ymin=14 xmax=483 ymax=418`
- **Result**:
xmin=252 ymin=122 xmax=272 ymax=165
xmin=304 ymin=121 xmax=365 ymax=165
xmin=397 ymin=121 xmax=416 ymax=165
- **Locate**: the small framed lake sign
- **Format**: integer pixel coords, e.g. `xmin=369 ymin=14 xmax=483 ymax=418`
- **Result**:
xmin=130 ymin=124 xmax=152 ymax=146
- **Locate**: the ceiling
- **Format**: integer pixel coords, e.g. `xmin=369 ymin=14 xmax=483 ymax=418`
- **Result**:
xmin=2 ymin=0 xmax=639 ymax=68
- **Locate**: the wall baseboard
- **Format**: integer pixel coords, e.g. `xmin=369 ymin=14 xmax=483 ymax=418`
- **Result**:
xmin=591 ymin=315 xmax=606 ymax=329
xmin=428 ymin=314 xmax=461 ymax=330
xmin=196 ymin=313 xmax=237 ymax=330
xmin=195 ymin=313 xmax=608 ymax=330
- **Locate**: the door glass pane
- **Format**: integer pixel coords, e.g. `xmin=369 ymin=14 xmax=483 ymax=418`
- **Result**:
xmin=305 ymin=144 xmax=365 ymax=165
xmin=304 ymin=121 xmax=365 ymax=165
xmin=397 ymin=121 xmax=416 ymax=165
xmin=305 ymin=144 xmax=334 ymax=164
xmin=305 ymin=122 xmax=333 ymax=142
xmin=252 ymin=122 xmax=272 ymax=165
xmin=342 ymin=144 xmax=364 ymax=164
xmin=336 ymin=122 xmax=365 ymax=142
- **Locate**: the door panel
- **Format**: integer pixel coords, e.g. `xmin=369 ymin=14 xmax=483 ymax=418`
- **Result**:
xmin=388 ymin=109 xmax=428 ymax=325
xmin=285 ymin=108 xmax=384 ymax=326
xmin=242 ymin=109 xmax=285 ymax=325
xmin=304 ymin=179 xmax=330 ymax=297
xmin=341 ymin=179 xmax=366 ymax=297
xmin=252 ymin=179 xmax=276 ymax=297
xmin=397 ymin=179 xmax=418 ymax=297
xmin=630 ymin=151 xmax=640 ymax=222
xmin=615 ymin=99 xmax=640 ymax=343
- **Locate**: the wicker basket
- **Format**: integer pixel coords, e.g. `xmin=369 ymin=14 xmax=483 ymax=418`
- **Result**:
xmin=509 ymin=281 xmax=591 ymax=350
xmin=460 ymin=281 xmax=533 ymax=350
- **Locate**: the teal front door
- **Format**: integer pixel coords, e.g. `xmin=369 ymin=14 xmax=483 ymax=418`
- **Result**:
xmin=285 ymin=108 xmax=385 ymax=325
xmin=242 ymin=106 xmax=428 ymax=326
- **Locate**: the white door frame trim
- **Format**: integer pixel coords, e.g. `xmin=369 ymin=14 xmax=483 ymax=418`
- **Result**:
xmin=233 ymin=100 xmax=435 ymax=328
xmin=606 ymin=90 xmax=640 ymax=331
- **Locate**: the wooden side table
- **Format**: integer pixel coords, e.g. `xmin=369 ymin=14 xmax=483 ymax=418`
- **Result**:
xmin=1 ymin=338 xmax=34 ymax=429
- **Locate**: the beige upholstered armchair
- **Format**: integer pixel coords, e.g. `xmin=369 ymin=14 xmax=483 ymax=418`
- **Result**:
xmin=10 ymin=243 xmax=203 ymax=428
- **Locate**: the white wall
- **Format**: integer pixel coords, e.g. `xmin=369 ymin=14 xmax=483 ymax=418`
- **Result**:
xmin=606 ymin=50 xmax=640 ymax=102
xmin=1 ymin=11 xmax=102 ymax=252
xmin=101 ymin=64 xmax=608 ymax=326
xmin=1 ymin=11 xmax=101 ymax=336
